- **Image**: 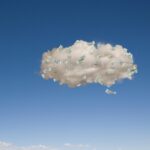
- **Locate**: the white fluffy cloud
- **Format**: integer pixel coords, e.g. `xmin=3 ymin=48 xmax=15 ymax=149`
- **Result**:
xmin=41 ymin=40 xmax=137 ymax=90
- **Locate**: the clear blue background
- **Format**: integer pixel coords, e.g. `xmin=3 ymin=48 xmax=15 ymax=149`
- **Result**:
xmin=0 ymin=0 xmax=150 ymax=149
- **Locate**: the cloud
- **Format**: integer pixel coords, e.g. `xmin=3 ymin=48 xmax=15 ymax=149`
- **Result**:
xmin=0 ymin=141 xmax=55 ymax=150
xmin=41 ymin=40 xmax=137 ymax=91
xmin=64 ymin=143 xmax=89 ymax=148
xmin=105 ymin=89 xmax=117 ymax=95
xmin=0 ymin=141 xmax=93 ymax=150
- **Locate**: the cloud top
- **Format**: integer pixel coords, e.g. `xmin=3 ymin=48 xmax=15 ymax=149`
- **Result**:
xmin=41 ymin=40 xmax=137 ymax=89
xmin=0 ymin=141 xmax=54 ymax=150
xmin=0 ymin=141 xmax=92 ymax=150
xmin=0 ymin=141 xmax=48 ymax=150
xmin=64 ymin=143 xmax=89 ymax=148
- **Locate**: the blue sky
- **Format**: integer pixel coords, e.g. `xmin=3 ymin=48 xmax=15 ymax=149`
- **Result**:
xmin=0 ymin=0 xmax=150 ymax=149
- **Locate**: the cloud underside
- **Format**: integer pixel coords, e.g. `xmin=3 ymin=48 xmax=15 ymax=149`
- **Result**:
xmin=41 ymin=40 xmax=137 ymax=89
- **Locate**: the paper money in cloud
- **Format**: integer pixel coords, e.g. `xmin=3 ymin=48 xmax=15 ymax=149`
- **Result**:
xmin=41 ymin=40 xmax=137 ymax=91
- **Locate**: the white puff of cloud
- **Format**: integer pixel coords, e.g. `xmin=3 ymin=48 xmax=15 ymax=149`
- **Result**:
xmin=105 ymin=89 xmax=117 ymax=95
xmin=64 ymin=143 xmax=89 ymax=148
xmin=41 ymin=40 xmax=137 ymax=89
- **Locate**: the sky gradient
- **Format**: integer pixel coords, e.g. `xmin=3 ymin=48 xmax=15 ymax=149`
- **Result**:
xmin=0 ymin=0 xmax=150 ymax=150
